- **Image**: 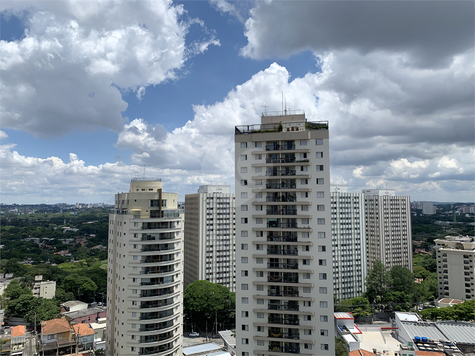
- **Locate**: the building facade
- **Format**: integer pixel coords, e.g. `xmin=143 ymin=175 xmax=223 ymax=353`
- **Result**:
xmin=330 ymin=185 xmax=366 ymax=302
xmin=422 ymin=201 xmax=435 ymax=215
xmin=33 ymin=275 xmax=56 ymax=299
xmin=184 ymin=185 xmax=236 ymax=291
xmin=435 ymin=236 xmax=475 ymax=300
xmin=106 ymin=179 xmax=183 ymax=356
xmin=235 ymin=111 xmax=335 ymax=356
xmin=363 ymin=189 xmax=412 ymax=272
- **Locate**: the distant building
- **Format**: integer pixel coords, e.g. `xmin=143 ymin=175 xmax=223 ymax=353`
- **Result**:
xmin=38 ymin=318 xmax=76 ymax=355
xmin=422 ymin=201 xmax=435 ymax=215
xmin=363 ymin=189 xmax=413 ymax=271
xmin=33 ymin=275 xmax=56 ymax=299
xmin=62 ymin=306 xmax=106 ymax=324
xmin=331 ymin=185 xmax=366 ymax=301
xmin=184 ymin=185 xmax=236 ymax=291
xmin=434 ymin=235 xmax=475 ymax=300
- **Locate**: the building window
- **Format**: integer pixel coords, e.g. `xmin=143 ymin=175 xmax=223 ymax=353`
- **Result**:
xmin=304 ymin=301 xmax=311 ymax=307
xmin=316 ymin=165 xmax=324 ymax=171
xmin=256 ymin=258 xmax=263 ymax=264
xmin=241 ymin=180 xmax=248 ymax=186
xmin=317 ymin=191 xmax=324 ymax=198
xmin=241 ymin=311 xmax=249 ymax=317
xmin=256 ymin=271 xmax=263 ymax=277
xmin=320 ymin=329 xmax=328 ymax=336
xmin=318 ymin=245 xmax=326 ymax=252
xmin=241 ymin=167 xmax=248 ymax=173
xmin=319 ymin=287 xmax=327 ymax=294
xmin=317 ymin=205 xmax=325 ymax=211
xmin=316 ymin=152 xmax=323 ymax=158
xmin=304 ymin=329 xmax=312 ymax=335
xmin=241 ymin=155 xmax=247 ymax=161
xmin=132 ymin=289 xmax=137 ymax=294
xmin=242 ymin=353 xmax=249 ymax=356
xmin=256 ymin=285 xmax=264 ymax=291
xmin=318 ymin=232 xmax=326 ymax=239
xmin=304 ymin=344 xmax=312 ymax=350
xmin=316 ymin=139 xmax=323 ymax=145
xmin=320 ymin=315 xmax=328 ymax=322
xmin=317 ymin=218 xmax=325 ymax=225
xmin=319 ymin=273 xmax=327 ymax=280
xmin=241 ymin=205 xmax=248 ymax=211
xmin=241 ymin=284 xmax=248 ymax=290
xmin=256 ymin=192 xmax=263 ymax=198
xmin=320 ymin=301 xmax=328 ymax=308
xmin=241 ymin=231 xmax=248 ymax=237
xmin=241 ymin=218 xmax=248 ymax=224
xmin=257 ymin=326 xmax=263 ymax=332
xmin=241 ymin=192 xmax=248 ymax=198
xmin=256 ymin=312 xmax=264 ymax=318
xmin=257 ymin=298 xmax=264 ymax=304
xmin=303 ymin=287 xmax=311 ymax=293
xmin=241 ymin=270 xmax=249 ymax=277
xmin=242 ymin=298 xmax=249 ymax=304
xmin=256 ymin=218 xmax=263 ymax=224
xmin=255 ymin=167 xmax=262 ymax=173
xmin=304 ymin=315 xmax=312 ymax=321
xmin=255 ymin=154 xmax=262 ymax=160
xmin=302 ymin=232 xmax=309 ymax=238
xmin=241 ymin=142 xmax=247 ymax=148
xmin=301 ymin=192 xmax=308 ymax=198
xmin=242 ymin=338 xmax=249 ymax=344
xmin=301 ymin=205 xmax=309 ymax=211
xmin=316 ymin=178 xmax=324 ymax=184
xmin=302 ymin=218 xmax=309 ymax=225
xmin=255 ymin=142 xmax=262 ymax=148
xmin=303 ymin=273 xmax=310 ymax=279
xmin=241 ymin=257 xmax=248 ymax=263
xmin=319 ymin=259 xmax=326 ymax=266
xmin=301 ymin=179 xmax=308 ymax=185
xmin=241 ymin=244 xmax=248 ymax=250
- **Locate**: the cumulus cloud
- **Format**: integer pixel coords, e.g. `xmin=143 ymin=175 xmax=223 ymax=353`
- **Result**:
xmin=0 ymin=0 xmax=219 ymax=137
xmin=241 ymin=1 xmax=474 ymax=68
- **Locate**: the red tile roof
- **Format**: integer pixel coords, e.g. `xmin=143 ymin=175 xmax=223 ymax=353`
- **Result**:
xmin=416 ymin=352 xmax=445 ymax=356
xmin=42 ymin=318 xmax=71 ymax=335
xmin=73 ymin=323 xmax=94 ymax=336
xmin=12 ymin=325 xmax=26 ymax=337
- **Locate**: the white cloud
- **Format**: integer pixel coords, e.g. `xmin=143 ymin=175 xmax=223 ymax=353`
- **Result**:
xmin=0 ymin=0 xmax=219 ymax=137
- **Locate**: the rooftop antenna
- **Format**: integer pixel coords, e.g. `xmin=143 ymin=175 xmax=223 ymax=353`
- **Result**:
xmin=282 ymin=91 xmax=284 ymax=114
xmin=284 ymin=96 xmax=287 ymax=115
xmin=262 ymin=106 xmax=269 ymax=114
xmin=143 ymin=164 xmax=146 ymax=179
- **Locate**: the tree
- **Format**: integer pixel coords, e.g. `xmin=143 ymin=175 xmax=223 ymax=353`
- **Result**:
xmin=417 ymin=274 xmax=437 ymax=302
xmin=365 ymin=260 xmax=391 ymax=304
xmin=3 ymin=279 xmax=32 ymax=304
xmin=413 ymin=266 xmax=430 ymax=279
xmin=335 ymin=337 xmax=348 ymax=356
xmin=184 ymin=280 xmax=235 ymax=328
xmin=390 ymin=266 xmax=417 ymax=296
xmin=336 ymin=296 xmax=372 ymax=320
xmin=54 ymin=288 xmax=75 ymax=303
xmin=62 ymin=274 xmax=97 ymax=300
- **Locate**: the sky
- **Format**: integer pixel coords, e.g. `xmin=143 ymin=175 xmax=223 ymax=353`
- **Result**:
xmin=0 ymin=0 xmax=474 ymax=204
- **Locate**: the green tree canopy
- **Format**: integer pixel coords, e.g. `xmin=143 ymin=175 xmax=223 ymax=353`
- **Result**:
xmin=365 ymin=260 xmax=391 ymax=303
xmin=62 ymin=274 xmax=97 ymax=300
xmin=390 ymin=266 xmax=417 ymax=296
xmin=3 ymin=279 xmax=32 ymax=302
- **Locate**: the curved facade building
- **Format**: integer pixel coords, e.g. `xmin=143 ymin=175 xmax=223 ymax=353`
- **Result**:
xmin=106 ymin=179 xmax=183 ymax=356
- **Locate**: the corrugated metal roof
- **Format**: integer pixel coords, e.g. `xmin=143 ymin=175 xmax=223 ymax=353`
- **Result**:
xmin=183 ymin=343 xmax=222 ymax=355
xmin=400 ymin=322 xmax=446 ymax=341
xmin=435 ymin=322 xmax=475 ymax=344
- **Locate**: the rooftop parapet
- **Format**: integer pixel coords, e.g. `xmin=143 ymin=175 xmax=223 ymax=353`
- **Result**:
xmin=235 ymin=120 xmax=328 ymax=135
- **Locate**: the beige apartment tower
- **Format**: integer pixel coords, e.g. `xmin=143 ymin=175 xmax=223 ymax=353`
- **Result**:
xmin=184 ymin=185 xmax=236 ymax=291
xmin=363 ymin=189 xmax=412 ymax=271
xmin=235 ymin=111 xmax=335 ymax=356
xmin=435 ymin=236 xmax=475 ymax=300
xmin=106 ymin=179 xmax=183 ymax=356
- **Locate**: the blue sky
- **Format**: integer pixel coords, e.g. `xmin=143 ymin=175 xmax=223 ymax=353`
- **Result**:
xmin=0 ymin=0 xmax=473 ymax=204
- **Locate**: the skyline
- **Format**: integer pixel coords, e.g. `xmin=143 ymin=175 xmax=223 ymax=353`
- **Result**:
xmin=0 ymin=0 xmax=474 ymax=204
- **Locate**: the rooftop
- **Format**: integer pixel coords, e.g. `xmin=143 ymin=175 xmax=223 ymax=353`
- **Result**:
xmin=62 ymin=306 xmax=106 ymax=320
xmin=183 ymin=342 xmax=222 ymax=356
xmin=435 ymin=322 xmax=475 ymax=344
xmin=235 ymin=120 xmax=328 ymax=135
xmin=73 ymin=323 xmax=94 ymax=336
xmin=12 ymin=325 xmax=26 ymax=337
xmin=42 ymin=318 xmax=71 ymax=335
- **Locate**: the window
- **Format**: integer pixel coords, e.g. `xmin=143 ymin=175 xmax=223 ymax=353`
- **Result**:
xmin=316 ymin=165 xmax=324 ymax=171
xmin=317 ymin=205 xmax=325 ymax=211
xmin=132 ymin=312 xmax=136 ymax=317
xmin=303 ymin=245 xmax=310 ymax=251
xmin=255 ymin=142 xmax=262 ymax=148
xmin=256 ymin=271 xmax=263 ymax=277
xmin=242 ymin=353 xmax=249 ymax=356
xmin=256 ymin=205 xmax=263 ymax=211
xmin=242 ymin=297 xmax=249 ymax=304
xmin=301 ymin=191 xmax=308 ymax=198
xmin=241 ymin=257 xmax=248 ymax=263
xmin=241 ymin=231 xmax=248 ymax=237
xmin=241 ymin=142 xmax=247 ymax=148
xmin=241 ymin=155 xmax=247 ymax=161
xmin=241 ymin=192 xmax=248 ymax=199
xmin=318 ymin=232 xmax=326 ymax=239
xmin=256 ymin=218 xmax=263 ymax=224
xmin=256 ymin=192 xmax=263 ymax=198
xmin=320 ymin=329 xmax=328 ymax=336
xmin=256 ymin=258 xmax=263 ymax=264
xmin=321 ymin=344 xmax=329 ymax=351
xmin=256 ymin=312 xmax=264 ymax=318
xmin=303 ymin=287 xmax=311 ymax=293
xmin=255 ymin=167 xmax=262 ymax=173
xmin=319 ymin=273 xmax=327 ymax=280
xmin=255 ymin=179 xmax=263 ymax=186
xmin=319 ymin=287 xmax=327 ymax=294
xmin=300 ymin=140 xmax=307 ymax=145
xmin=241 ymin=167 xmax=248 ymax=173
xmin=316 ymin=152 xmax=323 ymax=158
xmin=241 ymin=270 xmax=249 ymax=277
xmin=301 ymin=205 xmax=309 ymax=211
xmin=316 ymin=178 xmax=324 ymax=184
xmin=132 ymin=289 xmax=137 ymax=294
xmin=304 ymin=344 xmax=312 ymax=350
xmin=133 ymin=255 xmax=138 ymax=260
xmin=241 ymin=180 xmax=248 ymax=186
xmin=300 ymin=165 xmax=308 ymax=172
xmin=241 ymin=205 xmax=248 ymax=211
xmin=241 ymin=284 xmax=248 ymax=290
xmin=303 ymin=273 xmax=310 ymax=279
xmin=317 ymin=218 xmax=325 ymax=225
xmin=316 ymin=139 xmax=323 ymax=145
xmin=320 ymin=315 xmax=328 ymax=322
xmin=320 ymin=301 xmax=328 ymax=308
xmin=255 ymin=154 xmax=262 ymax=160
xmin=319 ymin=259 xmax=327 ymax=266
xmin=242 ymin=338 xmax=249 ymax=344
xmin=257 ymin=340 xmax=264 ymax=346
xmin=302 ymin=232 xmax=309 ymax=238
xmin=303 ymin=259 xmax=310 ymax=265
xmin=304 ymin=315 xmax=312 ymax=321
xmin=242 ymin=324 xmax=249 ymax=331
xmin=257 ymin=299 xmax=264 ymax=304
xmin=304 ymin=301 xmax=311 ymax=307
xmin=257 ymin=326 xmax=263 ymax=332
xmin=256 ymin=285 xmax=264 ymax=291
xmin=241 ymin=311 xmax=249 ymax=317
xmin=301 ymin=179 xmax=308 ymax=185
xmin=317 ymin=191 xmax=324 ymax=198
xmin=241 ymin=244 xmax=248 ymax=250
xmin=304 ymin=329 xmax=312 ymax=335
xmin=131 ymin=324 xmax=136 ymax=328
xmin=318 ymin=245 xmax=326 ymax=252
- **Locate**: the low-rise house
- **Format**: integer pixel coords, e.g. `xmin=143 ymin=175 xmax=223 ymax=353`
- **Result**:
xmin=73 ymin=324 xmax=94 ymax=352
xmin=62 ymin=306 xmax=106 ymax=324
xmin=11 ymin=325 xmax=26 ymax=354
xmin=89 ymin=317 xmax=106 ymax=351
xmin=61 ymin=301 xmax=88 ymax=313
xmin=39 ymin=318 xmax=76 ymax=355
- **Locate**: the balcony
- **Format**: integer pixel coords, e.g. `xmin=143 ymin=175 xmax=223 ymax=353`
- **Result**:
xmin=141 ymin=266 xmax=175 ymax=275
xmin=140 ymin=287 xmax=174 ymax=298
xmin=139 ymin=332 xmax=175 ymax=344
xmin=267 ymin=247 xmax=298 ymax=256
xmin=141 ymin=298 xmax=174 ymax=309
xmin=267 ymin=262 xmax=298 ymax=270
xmin=266 ymin=170 xmax=297 ymax=177
xmin=267 ymin=234 xmax=298 ymax=242
xmin=141 ymin=232 xmax=176 ymax=241
xmin=266 ymin=208 xmax=298 ymax=216
xmin=141 ymin=244 xmax=175 ymax=252
xmin=141 ymin=255 xmax=175 ymax=264
xmin=140 ymin=309 xmax=174 ymax=320
xmin=268 ymin=303 xmax=299 ymax=311
xmin=265 ymin=143 xmax=296 ymax=151
xmin=265 ymin=183 xmax=297 ymax=190
xmin=141 ymin=277 xmax=174 ymax=286
xmin=139 ymin=342 xmax=175 ymax=355
xmin=139 ymin=321 xmax=174 ymax=332
xmin=268 ymin=289 xmax=299 ymax=297
xmin=268 ymin=331 xmax=300 ymax=340
xmin=267 ymin=276 xmax=299 ymax=283
xmin=142 ymin=222 xmax=177 ymax=230
xmin=266 ymin=194 xmax=297 ymax=203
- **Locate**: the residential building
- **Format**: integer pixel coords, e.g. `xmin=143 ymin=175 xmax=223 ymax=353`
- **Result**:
xmin=73 ymin=324 xmax=95 ymax=352
xmin=434 ymin=236 xmax=475 ymax=300
xmin=330 ymin=185 xmax=366 ymax=301
xmin=363 ymin=189 xmax=412 ymax=271
xmin=61 ymin=305 xmax=106 ymax=324
xmin=422 ymin=202 xmax=434 ymax=215
xmin=33 ymin=275 xmax=56 ymax=299
xmin=106 ymin=179 xmax=183 ymax=356
xmin=90 ymin=317 xmax=107 ymax=351
xmin=184 ymin=185 xmax=236 ymax=291
xmin=11 ymin=325 xmax=26 ymax=355
xmin=38 ymin=318 xmax=76 ymax=355
xmin=235 ymin=111 xmax=335 ymax=356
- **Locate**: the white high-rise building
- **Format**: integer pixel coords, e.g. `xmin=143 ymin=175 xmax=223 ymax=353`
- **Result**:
xmin=184 ymin=185 xmax=236 ymax=291
xmin=363 ymin=189 xmax=412 ymax=272
xmin=330 ymin=185 xmax=366 ymax=302
xmin=235 ymin=111 xmax=335 ymax=356
xmin=435 ymin=236 xmax=475 ymax=300
xmin=422 ymin=201 xmax=435 ymax=215
xmin=106 ymin=179 xmax=183 ymax=356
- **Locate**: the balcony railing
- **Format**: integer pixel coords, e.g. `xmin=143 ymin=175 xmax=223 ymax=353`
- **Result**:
xmin=141 ymin=255 xmax=175 ymax=264
xmin=140 ymin=309 xmax=174 ymax=320
xmin=267 ymin=234 xmax=298 ymax=242
xmin=266 ymin=170 xmax=297 ymax=177
xmin=141 ymin=298 xmax=174 ymax=309
xmin=141 ymin=266 xmax=174 ymax=275
xmin=140 ymin=287 xmax=174 ymax=298
xmin=139 ymin=321 xmax=174 ymax=332
xmin=266 ymin=195 xmax=297 ymax=202
xmin=267 ymin=262 xmax=298 ymax=270
xmin=268 ymin=290 xmax=299 ymax=297
xmin=139 ymin=332 xmax=175 ymax=344
xmin=267 ymin=276 xmax=299 ymax=283
xmin=268 ymin=304 xmax=299 ymax=311
xmin=235 ymin=120 xmax=328 ymax=135
xmin=267 ymin=318 xmax=300 ymax=326
xmin=266 ymin=209 xmax=297 ymax=216
xmin=265 ymin=144 xmax=296 ymax=151
xmin=268 ymin=332 xmax=300 ymax=339
xmin=267 ymin=248 xmax=298 ymax=256
xmin=139 ymin=342 xmax=174 ymax=355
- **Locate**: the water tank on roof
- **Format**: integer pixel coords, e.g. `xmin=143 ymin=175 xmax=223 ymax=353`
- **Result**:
xmin=414 ymin=336 xmax=421 ymax=342
xmin=421 ymin=337 xmax=428 ymax=343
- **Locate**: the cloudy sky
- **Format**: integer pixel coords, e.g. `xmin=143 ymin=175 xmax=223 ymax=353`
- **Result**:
xmin=0 ymin=0 xmax=473 ymax=204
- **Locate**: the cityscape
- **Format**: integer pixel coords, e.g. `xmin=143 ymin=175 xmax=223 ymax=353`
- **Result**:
xmin=0 ymin=1 xmax=474 ymax=356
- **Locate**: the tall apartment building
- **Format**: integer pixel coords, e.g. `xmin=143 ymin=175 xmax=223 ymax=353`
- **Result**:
xmin=235 ymin=111 xmax=335 ymax=356
xmin=32 ymin=275 xmax=56 ymax=299
xmin=363 ymin=189 xmax=412 ymax=272
xmin=422 ymin=201 xmax=435 ymax=215
xmin=435 ymin=236 xmax=475 ymax=300
xmin=106 ymin=179 xmax=183 ymax=356
xmin=184 ymin=185 xmax=236 ymax=291
xmin=330 ymin=185 xmax=366 ymax=302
